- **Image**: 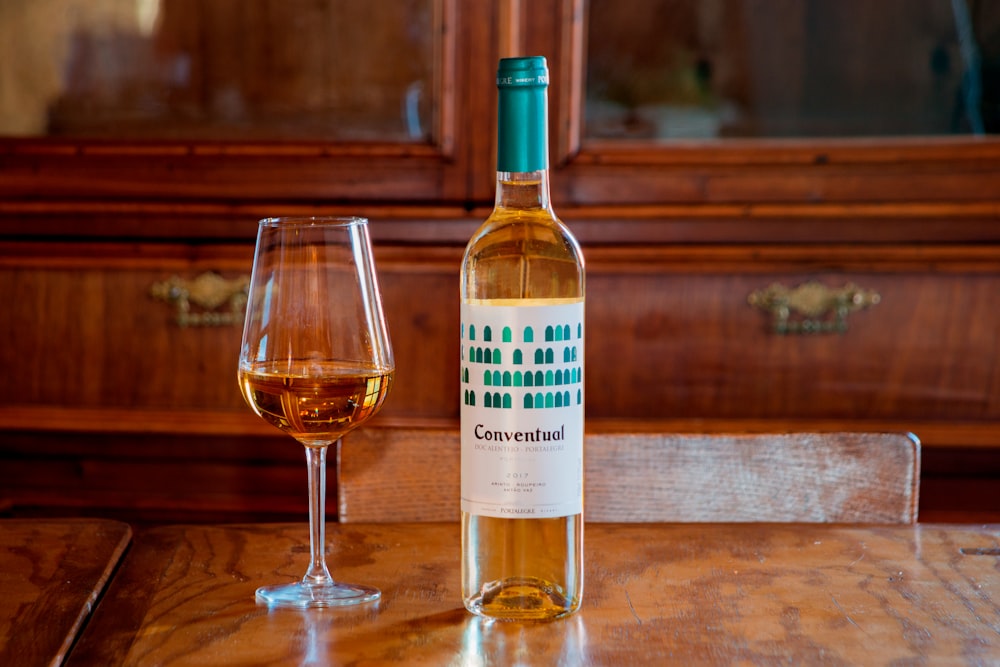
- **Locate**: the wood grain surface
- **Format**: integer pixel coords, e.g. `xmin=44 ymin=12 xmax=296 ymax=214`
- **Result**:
xmin=69 ymin=522 xmax=999 ymax=665
xmin=0 ymin=519 xmax=132 ymax=667
xmin=338 ymin=428 xmax=920 ymax=523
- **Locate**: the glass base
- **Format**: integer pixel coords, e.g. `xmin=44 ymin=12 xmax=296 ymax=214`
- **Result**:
xmin=256 ymin=581 xmax=380 ymax=608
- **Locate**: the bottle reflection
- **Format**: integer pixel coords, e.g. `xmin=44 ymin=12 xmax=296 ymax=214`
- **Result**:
xmin=458 ymin=614 xmax=587 ymax=666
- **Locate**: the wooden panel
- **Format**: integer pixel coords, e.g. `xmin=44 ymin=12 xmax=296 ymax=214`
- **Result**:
xmin=338 ymin=426 xmax=459 ymax=522
xmin=583 ymin=431 xmax=919 ymax=523
xmin=554 ymin=140 xmax=1000 ymax=206
xmin=0 ymin=431 xmax=310 ymax=523
xmin=6 ymin=201 xmax=1000 ymax=244
xmin=0 ymin=519 xmax=131 ymax=667
xmin=338 ymin=426 xmax=919 ymax=523
xmin=0 ymin=146 xmax=463 ymax=202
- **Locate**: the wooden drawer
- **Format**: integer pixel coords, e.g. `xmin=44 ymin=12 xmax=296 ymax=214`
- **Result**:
xmin=586 ymin=246 xmax=1000 ymax=427
xmin=0 ymin=241 xmax=461 ymax=427
xmin=2 ymin=244 xmax=251 ymax=415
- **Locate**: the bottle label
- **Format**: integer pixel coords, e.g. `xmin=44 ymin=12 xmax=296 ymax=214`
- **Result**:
xmin=460 ymin=300 xmax=584 ymax=519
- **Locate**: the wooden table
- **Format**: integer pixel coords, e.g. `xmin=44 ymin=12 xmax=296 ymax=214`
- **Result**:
xmin=69 ymin=522 xmax=998 ymax=665
xmin=0 ymin=519 xmax=132 ymax=667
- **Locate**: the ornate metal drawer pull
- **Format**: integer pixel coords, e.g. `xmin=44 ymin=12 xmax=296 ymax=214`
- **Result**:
xmin=151 ymin=272 xmax=250 ymax=327
xmin=747 ymin=281 xmax=880 ymax=334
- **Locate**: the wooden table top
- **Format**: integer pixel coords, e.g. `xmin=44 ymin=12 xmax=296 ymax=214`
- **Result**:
xmin=69 ymin=522 xmax=999 ymax=666
xmin=0 ymin=518 xmax=132 ymax=667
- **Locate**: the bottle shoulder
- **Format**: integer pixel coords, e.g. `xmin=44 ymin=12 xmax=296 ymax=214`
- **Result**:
xmin=464 ymin=208 xmax=583 ymax=264
xmin=461 ymin=209 xmax=584 ymax=301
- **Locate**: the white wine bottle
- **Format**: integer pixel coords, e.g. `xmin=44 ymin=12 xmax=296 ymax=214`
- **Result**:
xmin=460 ymin=56 xmax=584 ymax=620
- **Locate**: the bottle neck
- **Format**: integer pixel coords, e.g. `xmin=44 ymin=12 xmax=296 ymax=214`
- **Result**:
xmin=494 ymin=56 xmax=551 ymax=214
xmin=495 ymin=169 xmax=552 ymax=211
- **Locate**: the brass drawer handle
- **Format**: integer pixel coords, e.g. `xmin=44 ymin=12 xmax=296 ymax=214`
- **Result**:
xmin=748 ymin=281 xmax=880 ymax=335
xmin=151 ymin=272 xmax=250 ymax=327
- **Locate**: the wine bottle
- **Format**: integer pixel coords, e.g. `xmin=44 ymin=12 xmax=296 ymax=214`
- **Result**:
xmin=460 ymin=56 xmax=584 ymax=621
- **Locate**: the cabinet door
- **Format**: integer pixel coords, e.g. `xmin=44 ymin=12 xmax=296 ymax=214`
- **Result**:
xmin=524 ymin=0 xmax=1000 ymax=221
xmin=0 ymin=0 xmax=498 ymax=205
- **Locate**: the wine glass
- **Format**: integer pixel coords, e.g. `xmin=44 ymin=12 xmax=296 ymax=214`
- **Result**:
xmin=238 ymin=216 xmax=394 ymax=608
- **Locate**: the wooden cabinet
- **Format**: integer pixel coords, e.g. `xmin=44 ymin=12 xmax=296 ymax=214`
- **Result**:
xmin=1 ymin=0 xmax=998 ymax=523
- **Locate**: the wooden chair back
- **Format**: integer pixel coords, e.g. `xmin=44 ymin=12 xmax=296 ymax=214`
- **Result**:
xmin=337 ymin=427 xmax=920 ymax=524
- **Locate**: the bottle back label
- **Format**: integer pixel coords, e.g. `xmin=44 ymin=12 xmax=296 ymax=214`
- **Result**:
xmin=460 ymin=300 xmax=584 ymax=519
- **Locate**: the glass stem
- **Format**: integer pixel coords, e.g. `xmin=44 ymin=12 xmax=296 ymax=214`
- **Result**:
xmin=302 ymin=443 xmax=334 ymax=587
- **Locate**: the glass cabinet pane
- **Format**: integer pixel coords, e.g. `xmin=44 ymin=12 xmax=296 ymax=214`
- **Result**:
xmin=0 ymin=0 xmax=436 ymax=141
xmin=585 ymin=0 xmax=999 ymax=140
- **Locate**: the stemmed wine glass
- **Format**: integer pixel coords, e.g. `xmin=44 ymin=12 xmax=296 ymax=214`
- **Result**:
xmin=238 ymin=216 xmax=394 ymax=608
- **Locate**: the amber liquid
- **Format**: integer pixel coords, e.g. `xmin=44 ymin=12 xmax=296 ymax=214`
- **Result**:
xmin=461 ymin=175 xmax=584 ymax=620
xmin=239 ymin=361 xmax=392 ymax=446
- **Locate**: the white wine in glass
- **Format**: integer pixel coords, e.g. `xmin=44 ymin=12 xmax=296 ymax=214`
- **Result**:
xmin=238 ymin=216 xmax=394 ymax=608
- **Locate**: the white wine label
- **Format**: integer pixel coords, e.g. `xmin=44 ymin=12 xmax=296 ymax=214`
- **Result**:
xmin=460 ymin=300 xmax=584 ymax=519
